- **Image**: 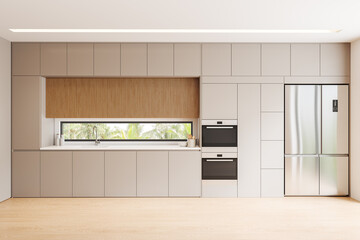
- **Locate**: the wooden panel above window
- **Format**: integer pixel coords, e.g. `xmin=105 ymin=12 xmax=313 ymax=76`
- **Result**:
xmin=46 ymin=77 xmax=199 ymax=118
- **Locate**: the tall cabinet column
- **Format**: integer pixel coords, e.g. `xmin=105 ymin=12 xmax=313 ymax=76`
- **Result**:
xmin=238 ymin=84 xmax=261 ymax=197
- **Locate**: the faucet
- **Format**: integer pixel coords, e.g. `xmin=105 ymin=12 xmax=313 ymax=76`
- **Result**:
xmin=93 ymin=126 xmax=101 ymax=145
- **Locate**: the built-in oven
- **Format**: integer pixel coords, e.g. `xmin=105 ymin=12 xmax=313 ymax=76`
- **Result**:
xmin=202 ymin=153 xmax=237 ymax=180
xmin=201 ymin=120 xmax=237 ymax=152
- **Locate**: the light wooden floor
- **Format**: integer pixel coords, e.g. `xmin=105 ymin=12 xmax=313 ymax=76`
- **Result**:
xmin=0 ymin=197 xmax=360 ymax=240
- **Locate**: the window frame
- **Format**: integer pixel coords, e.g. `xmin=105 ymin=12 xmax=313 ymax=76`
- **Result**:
xmin=60 ymin=121 xmax=193 ymax=142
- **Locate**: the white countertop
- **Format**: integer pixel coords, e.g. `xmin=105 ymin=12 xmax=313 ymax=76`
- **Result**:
xmin=40 ymin=144 xmax=201 ymax=151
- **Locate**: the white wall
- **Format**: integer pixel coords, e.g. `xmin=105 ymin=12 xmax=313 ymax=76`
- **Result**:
xmin=0 ymin=37 xmax=11 ymax=202
xmin=351 ymin=40 xmax=360 ymax=201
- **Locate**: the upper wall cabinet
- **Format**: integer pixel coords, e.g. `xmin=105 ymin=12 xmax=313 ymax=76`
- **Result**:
xmin=40 ymin=43 xmax=67 ymax=76
xmin=121 ymin=44 xmax=147 ymax=76
xmin=148 ymin=44 xmax=173 ymax=76
xmin=12 ymin=76 xmax=41 ymax=150
xmin=232 ymin=44 xmax=261 ymax=76
xmin=67 ymin=43 xmax=94 ymax=76
xmin=201 ymin=83 xmax=237 ymax=119
xmin=202 ymin=44 xmax=231 ymax=76
xmin=76 ymin=78 xmax=108 ymax=118
xmin=46 ymin=78 xmax=77 ymax=118
xmin=47 ymin=77 xmax=199 ymax=118
xmin=94 ymin=43 xmax=121 ymax=76
xmin=174 ymin=44 xmax=201 ymax=76
xmin=291 ymin=44 xmax=320 ymax=76
xmin=262 ymin=44 xmax=290 ymax=76
xmin=321 ymin=43 xmax=350 ymax=76
xmin=12 ymin=43 xmax=40 ymax=76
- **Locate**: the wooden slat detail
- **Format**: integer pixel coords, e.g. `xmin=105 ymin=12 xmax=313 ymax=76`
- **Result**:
xmin=46 ymin=77 xmax=199 ymax=118
xmin=46 ymin=78 xmax=77 ymax=118
xmin=76 ymin=78 xmax=108 ymax=118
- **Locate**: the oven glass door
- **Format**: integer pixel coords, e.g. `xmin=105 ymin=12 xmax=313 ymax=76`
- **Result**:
xmin=202 ymin=158 xmax=237 ymax=180
xmin=202 ymin=125 xmax=237 ymax=147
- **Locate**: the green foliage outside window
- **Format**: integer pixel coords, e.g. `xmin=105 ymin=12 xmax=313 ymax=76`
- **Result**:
xmin=61 ymin=122 xmax=192 ymax=141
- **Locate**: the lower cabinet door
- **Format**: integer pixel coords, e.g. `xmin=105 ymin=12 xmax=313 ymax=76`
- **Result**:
xmin=105 ymin=151 xmax=137 ymax=197
xmin=73 ymin=151 xmax=105 ymax=197
xmin=137 ymin=151 xmax=168 ymax=197
xmin=169 ymin=151 xmax=201 ymax=197
xmin=12 ymin=151 xmax=41 ymax=197
xmin=320 ymin=156 xmax=348 ymax=196
xmin=261 ymin=169 xmax=284 ymax=197
xmin=41 ymin=151 xmax=73 ymax=197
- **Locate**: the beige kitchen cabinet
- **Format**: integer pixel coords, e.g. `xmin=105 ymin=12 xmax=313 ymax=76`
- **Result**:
xmin=73 ymin=151 xmax=105 ymax=197
xmin=148 ymin=44 xmax=173 ymax=76
xmin=12 ymin=43 xmax=40 ymax=76
xmin=321 ymin=43 xmax=350 ymax=76
xmin=174 ymin=44 xmax=201 ymax=76
xmin=232 ymin=44 xmax=261 ymax=76
xmin=261 ymin=141 xmax=284 ymax=169
xmin=137 ymin=151 xmax=168 ymax=197
xmin=12 ymin=76 xmax=41 ymax=150
xmin=261 ymin=113 xmax=284 ymax=140
xmin=41 ymin=151 xmax=73 ymax=197
xmin=169 ymin=151 xmax=201 ymax=197
xmin=261 ymin=84 xmax=284 ymax=112
xmin=261 ymin=169 xmax=284 ymax=197
xmin=12 ymin=151 xmax=40 ymax=197
xmin=238 ymin=84 xmax=261 ymax=197
xmin=201 ymin=84 xmax=237 ymax=119
xmin=40 ymin=43 xmax=67 ymax=76
xmin=291 ymin=44 xmax=320 ymax=76
xmin=262 ymin=44 xmax=290 ymax=76
xmin=121 ymin=44 xmax=147 ymax=76
xmin=94 ymin=43 xmax=121 ymax=76
xmin=105 ymin=151 xmax=137 ymax=197
xmin=202 ymin=44 xmax=231 ymax=76
xmin=67 ymin=43 xmax=94 ymax=76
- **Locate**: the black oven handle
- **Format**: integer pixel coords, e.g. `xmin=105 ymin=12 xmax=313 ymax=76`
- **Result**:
xmin=205 ymin=126 xmax=234 ymax=129
xmin=205 ymin=159 xmax=234 ymax=162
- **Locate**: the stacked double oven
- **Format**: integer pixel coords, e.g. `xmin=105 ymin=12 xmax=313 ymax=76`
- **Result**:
xmin=201 ymin=120 xmax=238 ymax=197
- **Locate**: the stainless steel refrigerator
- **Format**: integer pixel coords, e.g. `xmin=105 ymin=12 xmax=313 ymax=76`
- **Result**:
xmin=285 ymin=85 xmax=349 ymax=196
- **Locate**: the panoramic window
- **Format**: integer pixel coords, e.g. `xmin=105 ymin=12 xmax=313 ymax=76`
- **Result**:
xmin=61 ymin=122 xmax=192 ymax=141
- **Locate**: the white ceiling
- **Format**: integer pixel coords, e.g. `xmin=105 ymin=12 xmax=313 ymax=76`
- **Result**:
xmin=1 ymin=0 xmax=360 ymax=42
